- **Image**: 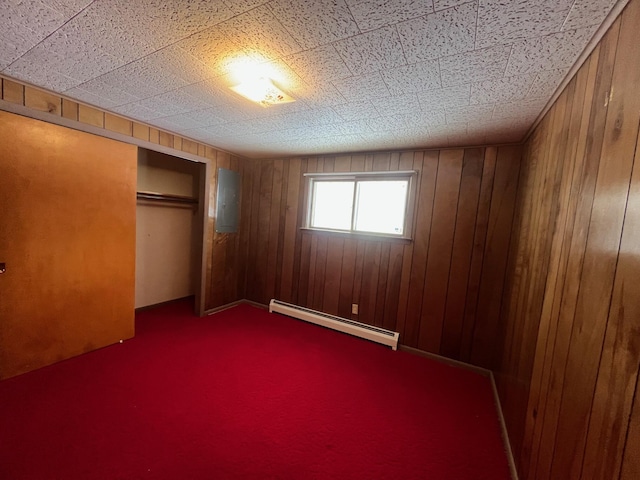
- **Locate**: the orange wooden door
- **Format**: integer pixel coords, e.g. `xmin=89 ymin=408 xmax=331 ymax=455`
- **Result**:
xmin=0 ymin=111 xmax=137 ymax=379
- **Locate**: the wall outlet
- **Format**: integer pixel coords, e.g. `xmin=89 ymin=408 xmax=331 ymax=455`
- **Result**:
xmin=352 ymin=304 xmax=358 ymax=315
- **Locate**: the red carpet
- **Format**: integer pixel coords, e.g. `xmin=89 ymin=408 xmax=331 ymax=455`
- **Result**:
xmin=0 ymin=301 xmax=511 ymax=479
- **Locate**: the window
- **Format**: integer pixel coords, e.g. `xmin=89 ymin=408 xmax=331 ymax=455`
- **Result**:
xmin=304 ymin=171 xmax=417 ymax=239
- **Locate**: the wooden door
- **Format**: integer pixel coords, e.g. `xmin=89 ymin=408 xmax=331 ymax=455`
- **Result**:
xmin=0 ymin=111 xmax=137 ymax=379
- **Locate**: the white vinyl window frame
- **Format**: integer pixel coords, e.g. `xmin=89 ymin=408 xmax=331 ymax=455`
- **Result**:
xmin=303 ymin=170 xmax=418 ymax=240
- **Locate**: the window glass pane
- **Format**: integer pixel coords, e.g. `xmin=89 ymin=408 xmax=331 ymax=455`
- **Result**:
xmin=311 ymin=181 xmax=354 ymax=230
xmin=354 ymin=180 xmax=407 ymax=235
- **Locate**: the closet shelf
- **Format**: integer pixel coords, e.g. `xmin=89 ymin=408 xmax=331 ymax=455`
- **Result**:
xmin=136 ymin=191 xmax=198 ymax=205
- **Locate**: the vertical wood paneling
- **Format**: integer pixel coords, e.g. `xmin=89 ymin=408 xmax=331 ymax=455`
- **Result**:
xmin=460 ymin=149 xmax=496 ymax=362
xmin=404 ymin=151 xmax=438 ymax=347
xmin=620 ymin=375 xmax=640 ymax=479
xmin=418 ymin=149 xmax=463 ymax=352
xmin=470 ymin=146 xmax=520 ymax=369
xmin=338 ymin=238 xmax=357 ymax=319
xmin=242 ymin=144 xmax=521 ymax=361
xmin=494 ymin=1 xmax=640 ymax=478
xmin=394 ymin=151 xmax=421 ymax=335
xmin=441 ymin=148 xmax=483 ymax=358
xmin=204 ymin=153 xmax=244 ymax=311
xmin=279 ymin=158 xmax=302 ymax=303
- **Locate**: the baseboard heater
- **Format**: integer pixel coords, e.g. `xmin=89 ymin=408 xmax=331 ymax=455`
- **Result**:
xmin=269 ymin=299 xmax=399 ymax=350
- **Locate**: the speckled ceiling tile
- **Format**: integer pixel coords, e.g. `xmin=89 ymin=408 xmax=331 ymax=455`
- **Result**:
xmin=367 ymin=114 xmax=410 ymax=132
xmin=562 ymin=0 xmax=618 ymax=31
xmin=179 ymin=78 xmax=238 ymax=106
xmin=417 ymin=84 xmax=471 ymax=109
xmin=289 ymin=82 xmax=348 ymax=107
xmin=175 ymin=27 xmax=251 ymax=79
xmin=475 ymin=0 xmax=575 ymax=49
xmin=372 ymin=93 xmax=421 ymax=116
xmin=132 ymin=91 xmax=202 ymax=118
xmin=152 ymin=88 xmax=213 ymax=115
xmin=399 ymin=126 xmax=432 ymax=145
xmin=0 ymin=0 xmax=74 ymax=68
xmin=63 ymin=7 xmax=157 ymax=65
xmin=3 ymin=59 xmax=82 ymax=92
xmin=319 ymin=120 xmax=374 ymax=136
xmin=433 ymin=0 xmax=474 ymax=11
xmin=268 ymin=0 xmax=360 ymax=50
xmin=219 ymin=5 xmax=302 ymax=61
xmin=42 ymin=0 xmax=93 ymax=17
xmin=470 ymin=73 xmax=537 ymax=105
xmin=332 ymin=100 xmax=380 ymax=121
xmin=96 ymin=67 xmax=164 ymax=101
xmin=397 ymin=2 xmax=477 ymax=63
xmin=446 ymin=104 xmax=495 ymax=123
xmin=331 ymin=72 xmax=391 ymax=102
xmin=528 ymin=68 xmax=568 ymax=98
xmin=139 ymin=45 xmax=213 ymax=89
xmin=199 ymin=103 xmax=256 ymax=123
xmin=0 ymin=0 xmax=65 ymax=39
xmin=61 ymin=86 xmax=120 ymax=110
xmin=123 ymin=0 xmax=235 ymax=48
xmin=334 ymin=25 xmax=406 ymax=76
xmin=505 ymin=26 xmax=597 ymax=76
xmin=430 ymin=122 xmax=467 ymax=136
xmin=111 ymin=102 xmax=165 ymax=122
xmin=440 ymin=44 xmax=511 ymax=86
xmin=284 ymin=44 xmax=353 ymax=83
xmin=402 ymin=108 xmax=448 ymax=126
xmin=492 ymin=97 xmax=548 ymax=120
xmin=345 ymin=0 xmax=434 ymax=32
xmin=380 ymin=59 xmax=441 ymax=95
xmin=222 ymin=0 xmax=271 ymax=15
xmin=298 ymin=106 xmax=344 ymax=126
xmin=0 ymin=34 xmax=31 ymax=70
xmin=19 ymin=31 xmax=123 ymax=84
xmin=68 ymin=78 xmax=141 ymax=106
xmin=0 ymin=42 xmax=20 ymax=70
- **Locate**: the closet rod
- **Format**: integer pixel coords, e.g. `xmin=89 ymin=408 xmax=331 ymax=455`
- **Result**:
xmin=136 ymin=191 xmax=198 ymax=205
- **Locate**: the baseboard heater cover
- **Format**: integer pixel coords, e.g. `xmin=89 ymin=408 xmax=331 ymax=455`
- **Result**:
xmin=269 ymin=299 xmax=399 ymax=350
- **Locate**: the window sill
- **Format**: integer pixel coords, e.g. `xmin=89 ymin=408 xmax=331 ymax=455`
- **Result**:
xmin=300 ymin=227 xmax=413 ymax=244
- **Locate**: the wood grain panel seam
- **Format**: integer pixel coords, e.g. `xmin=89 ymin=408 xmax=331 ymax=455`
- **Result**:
xmin=617 ymin=371 xmax=640 ymax=480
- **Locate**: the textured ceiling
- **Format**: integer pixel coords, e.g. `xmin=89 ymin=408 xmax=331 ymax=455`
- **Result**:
xmin=1 ymin=0 xmax=618 ymax=158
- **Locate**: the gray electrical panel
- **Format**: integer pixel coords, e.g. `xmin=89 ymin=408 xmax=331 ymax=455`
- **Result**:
xmin=215 ymin=167 xmax=240 ymax=233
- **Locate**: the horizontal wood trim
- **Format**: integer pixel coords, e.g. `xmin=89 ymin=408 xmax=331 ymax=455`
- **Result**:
xmin=398 ymin=344 xmax=491 ymax=377
xmin=204 ymin=299 xmax=268 ymax=316
xmin=0 ymin=74 xmax=235 ymax=163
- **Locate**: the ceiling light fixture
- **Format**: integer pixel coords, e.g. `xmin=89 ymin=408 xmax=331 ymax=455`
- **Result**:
xmin=229 ymin=77 xmax=295 ymax=107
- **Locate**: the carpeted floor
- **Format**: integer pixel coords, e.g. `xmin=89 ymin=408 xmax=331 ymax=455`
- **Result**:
xmin=0 ymin=300 xmax=511 ymax=479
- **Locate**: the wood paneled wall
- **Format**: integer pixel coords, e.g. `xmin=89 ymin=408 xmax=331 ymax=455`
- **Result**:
xmin=240 ymin=145 xmax=522 ymax=361
xmin=495 ymin=0 xmax=640 ymax=478
xmin=203 ymin=152 xmax=246 ymax=311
